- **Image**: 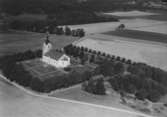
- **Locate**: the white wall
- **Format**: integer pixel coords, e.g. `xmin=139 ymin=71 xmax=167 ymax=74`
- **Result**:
xmin=42 ymin=55 xmax=70 ymax=68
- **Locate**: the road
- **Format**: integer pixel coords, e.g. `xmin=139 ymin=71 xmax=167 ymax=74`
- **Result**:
xmin=0 ymin=74 xmax=154 ymax=117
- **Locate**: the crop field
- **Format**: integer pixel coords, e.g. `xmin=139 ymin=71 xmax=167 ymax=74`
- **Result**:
xmin=129 ymin=23 xmax=167 ymax=34
xmin=69 ymin=10 xmax=167 ymax=35
xmin=0 ymin=31 xmax=78 ymax=57
xmin=103 ymin=10 xmax=158 ymax=17
xmin=22 ymin=59 xmax=64 ymax=81
xmin=102 ymin=10 xmax=167 ymax=34
xmin=69 ymin=18 xmax=167 ymax=35
xmin=75 ymin=35 xmax=167 ymax=71
xmin=120 ymin=19 xmax=167 ymax=34
xmin=103 ymin=10 xmax=167 ymax=21
xmin=103 ymin=29 xmax=167 ymax=44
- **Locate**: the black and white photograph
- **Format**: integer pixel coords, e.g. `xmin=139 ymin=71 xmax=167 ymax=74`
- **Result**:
xmin=0 ymin=0 xmax=167 ymax=117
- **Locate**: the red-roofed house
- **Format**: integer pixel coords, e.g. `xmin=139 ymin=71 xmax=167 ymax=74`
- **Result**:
xmin=42 ymin=36 xmax=70 ymax=68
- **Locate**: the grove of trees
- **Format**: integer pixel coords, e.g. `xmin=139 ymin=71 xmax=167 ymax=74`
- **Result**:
xmin=64 ymin=44 xmax=167 ymax=101
xmin=82 ymin=75 xmax=106 ymax=95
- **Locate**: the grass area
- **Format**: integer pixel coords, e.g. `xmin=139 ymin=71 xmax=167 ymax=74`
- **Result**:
xmin=103 ymin=29 xmax=167 ymax=44
xmin=51 ymin=84 xmax=134 ymax=111
xmin=0 ymin=31 xmax=78 ymax=57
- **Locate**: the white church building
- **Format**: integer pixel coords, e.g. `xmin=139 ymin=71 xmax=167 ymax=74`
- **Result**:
xmin=42 ymin=35 xmax=70 ymax=68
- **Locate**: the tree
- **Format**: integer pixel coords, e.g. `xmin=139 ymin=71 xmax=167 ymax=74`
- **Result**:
xmin=126 ymin=59 xmax=132 ymax=64
xmin=113 ymin=62 xmax=125 ymax=74
xmin=116 ymin=56 xmax=121 ymax=61
xmin=72 ymin=30 xmax=77 ymax=36
xmin=84 ymin=47 xmax=88 ymax=52
xmin=56 ymin=27 xmax=64 ymax=35
xmin=83 ymin=76 xmax=106 ymax=95
xmin=88 ymin=49 xmax=92 ymax=53
xmin=97 ymin=51 xmax=101 ymax=55
xmin=121 ymin=58 xmax=126 ymax=63
xmin=78 ymin=29 xmax=85 ymax=37
xmin=102 ymin=52 xmax=106 ymax=56
xmin=147 ymin=90 xmax=161 ymax=102
xmin=94 ymin=78 xmax=106 ymax=95
xmin=90 ymin=54 xmax=95 ymax=63
xmin=64 ymin=26 xmax=71 ymax=35
xmin=111 ymin=55 xmax=115 ymax=60
xmin=98 ymin=61 xmax=115 ymax=76
xmin=30 ymin=78 xmax=44 ymax=92
xmin=135 ymin=89 xmax=148 ymax=100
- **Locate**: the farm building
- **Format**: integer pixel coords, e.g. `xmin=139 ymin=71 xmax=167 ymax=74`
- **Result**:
xmin=42 ymin=35 xmax=70 ymax=68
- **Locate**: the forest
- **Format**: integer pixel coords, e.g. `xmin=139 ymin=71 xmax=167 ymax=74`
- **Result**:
xmin=1 ymin=0 xmax=164 ymax=31
xmin=0 ymin=0 xmax=118 ymax=31
xmin=1 ymin=0 xmax=164 ymax=15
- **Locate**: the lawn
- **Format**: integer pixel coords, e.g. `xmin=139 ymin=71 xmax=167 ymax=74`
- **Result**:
xmin=0 ymin=31 xmax=78 ymax=57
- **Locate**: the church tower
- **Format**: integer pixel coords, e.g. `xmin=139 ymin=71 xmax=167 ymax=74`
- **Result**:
xmin=42 ymin=31 xmax=52 ymax=57
xmin=41 ymin=31 xmax=71 ymax=68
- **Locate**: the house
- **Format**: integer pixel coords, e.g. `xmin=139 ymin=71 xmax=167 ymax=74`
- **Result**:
xmin=42 ymin=36 xmax=70 ymax=68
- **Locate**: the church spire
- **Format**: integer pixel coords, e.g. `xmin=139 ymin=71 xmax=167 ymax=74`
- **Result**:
xmin=43 ymin=31 xmax=52 ymax=56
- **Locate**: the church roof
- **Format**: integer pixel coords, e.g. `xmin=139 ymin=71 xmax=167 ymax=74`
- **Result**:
xmin=45 ymin=49 xmax=64 ymax=60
